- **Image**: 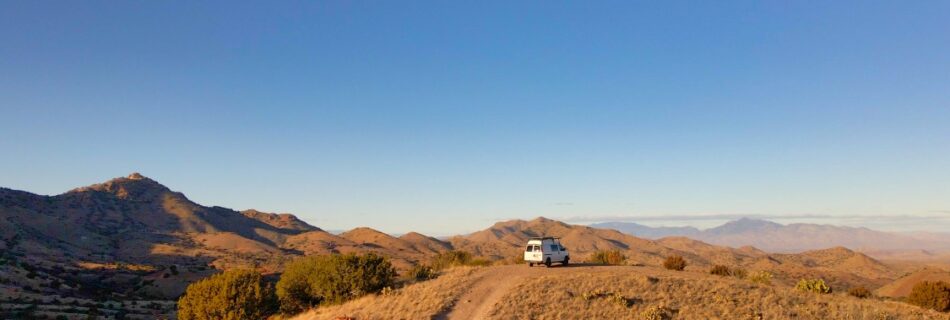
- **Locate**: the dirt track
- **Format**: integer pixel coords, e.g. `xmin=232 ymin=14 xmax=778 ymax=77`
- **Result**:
xmin=436 ymin=263 xmax=598 ymax=320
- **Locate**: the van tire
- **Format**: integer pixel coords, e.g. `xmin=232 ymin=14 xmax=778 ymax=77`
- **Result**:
xmin=528 ymin=262 xmax=534 ymax=267
xmin=544 ymin=258 xmax=552 ymax=268
xmin=563 ymin=256 xmax=569 ymax=266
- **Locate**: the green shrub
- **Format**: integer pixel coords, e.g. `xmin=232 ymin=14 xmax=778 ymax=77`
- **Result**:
xmin=430 ymin=250 xmax=474 ymax=270
xmin=709 ymin=265 xmax=731 ymax=276
xmin=662 ymin=255 xmax=686 ymax=271
xmin=408 ymin=264 xmax=436 ymax=281
xmin=848 ymin=286 xmax=872 ymax=299
xmin=795 ymin=279 xmax=832 ymax=294
xmin=177 ymin=269 xmax=277 ymax=320
xmin=748 ymin=271 xmax=773 ymax=285
xmin=276 ymin=253 xmax=396 ymax=314
xmin=906 ymin=281 xmax=950 ymax=312
xmin=589 ymin=250 xmax=626 ymax=265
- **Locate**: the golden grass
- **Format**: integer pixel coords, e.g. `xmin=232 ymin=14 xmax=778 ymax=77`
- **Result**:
xmin=289 ymin=265 xmax=950 ymax=320
xmin=489 ymin=268 xmax=950 ymax=320
xmin=289 ymin=267 xmax=479 ymax=320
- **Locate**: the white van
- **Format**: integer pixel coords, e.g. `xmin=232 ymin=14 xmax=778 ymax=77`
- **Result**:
xmin=524 ymin=237 xmax=569 ymax=267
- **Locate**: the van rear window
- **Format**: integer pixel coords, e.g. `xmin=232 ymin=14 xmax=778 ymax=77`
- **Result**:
xmin=525 ymin=245 xmax=533 ymax=252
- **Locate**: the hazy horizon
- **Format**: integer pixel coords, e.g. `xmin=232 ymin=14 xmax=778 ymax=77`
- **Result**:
xmin=3 ymin=2 xmax=949 ymax=235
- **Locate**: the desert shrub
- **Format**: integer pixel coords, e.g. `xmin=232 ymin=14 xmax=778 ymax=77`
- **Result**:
xmin=709 ymin=265 xmax=732 ymax=276
xmin=176 ymin=269 xmax=277 ymax=320
xmin=469 ymin=258 xmax=491 ymax=266
xmin=408 ymin=264 xmax=436 ymax=281
xmin=580 ymin=290 xmax=632 ymax=307
xmin=589 ymin=250 xmax=626 ymax=265
xmin=276 ymin=253 xmax=396 ymax=314
xmin=731 ymin=267 xmax=748 ymax=279
xmin=640 ymin=305 xmax=676 ymax=320
xmin=506 ymin=255 xmax=525 ymax=265
xmin=662 ymin=255 xmax=686 ymax=271
xmin=379 ymin=286 xmax=398 ymax=297
xmin=748 ymin=270 xmax=773 ymax=285
xmin=848 ymin=286 xmax=872 ymax=299
xmin=430 ymin=250 xmax=484 ymax=270
xmin=906 ymin=281 xmax=950 ymax=312
xmin=795 ymin=279 xmax=832 ymax=294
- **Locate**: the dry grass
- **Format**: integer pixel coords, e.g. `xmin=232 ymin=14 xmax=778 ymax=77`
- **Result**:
xmin=289 ymin=267 xmax=480 ymax=320
xmin=288 ymin=265 xmax=950 ymax=320
xmin=489 ymin=268 xmax=949 ymax=320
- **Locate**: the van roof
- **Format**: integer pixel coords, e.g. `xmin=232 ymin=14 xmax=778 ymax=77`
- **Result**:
xmin=528 ymin=237 xmax=559 ymax=241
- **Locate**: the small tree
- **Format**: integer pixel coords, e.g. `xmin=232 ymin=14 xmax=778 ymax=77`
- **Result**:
xmin=662 ymin=255 xmax=686 ymax=271
xmin=177 ymin=269 xmax=277 ymax=320
xmin=906 ymin=281 xmax=950 ymax=312
xmin=276 ymin=253 xmax=396 ymax=314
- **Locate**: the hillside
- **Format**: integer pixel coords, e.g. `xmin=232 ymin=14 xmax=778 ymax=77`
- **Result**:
xmin=291 ymin=265 xmax=949 ymax=320
xmin=593 ymin=218 xmax=950 ymax=255
xmin=0 ymin=173 xmax=451 ymax=312
xmin=876 ymin=267 xmax=950 ymax=298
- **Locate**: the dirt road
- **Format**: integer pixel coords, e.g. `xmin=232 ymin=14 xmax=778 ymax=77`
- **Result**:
xmin=436 ymin=263 xmax=600 ymax=320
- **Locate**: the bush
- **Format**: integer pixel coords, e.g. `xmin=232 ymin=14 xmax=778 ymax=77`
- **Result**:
xmin=276 ymin=253 xmax=396 ymax=314
xmin=589 ymin=250 xmax=626 ymax=265
xmin=177 ymin=269 xmax=277 ymax=320
xmin=730 ymin=267 xmax=748 ymax=279
xmin=662 ymin=255 xmax=686 ymax=271
xmin=640 ymin=305 xmax=676 ymax=320
xmin=748 ymin=270 xmax=773 ymax=285
xmin=709 ymin=265 xmax=731 ymax=276
xmin=430 ymin=251 xmax=474 ymax=270
xmin=408 ymin=264 xmax=436 ymax=281
xmin=906 ymin=281 xmax=950 ymax=312
xmin=581 ymin=290 xmax=632 ymax=308
xmin=795 ymin=279 xmax=832 ymax=294
xmin=848 ymin=286 xmax=872 ymax=299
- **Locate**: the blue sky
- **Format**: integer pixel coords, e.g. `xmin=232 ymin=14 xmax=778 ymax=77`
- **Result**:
xmin=2 ymin=1 xmax=949 ymax=235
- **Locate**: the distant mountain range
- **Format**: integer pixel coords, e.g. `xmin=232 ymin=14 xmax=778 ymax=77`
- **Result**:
xmin=1 ymin=172 xmax=943 ymax=309
xmin=592 ymin=218 xmax=950 ymax=257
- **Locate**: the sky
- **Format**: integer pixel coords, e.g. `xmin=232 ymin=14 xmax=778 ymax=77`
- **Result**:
xmin=1 ymin=1 xmax=949 ymax=235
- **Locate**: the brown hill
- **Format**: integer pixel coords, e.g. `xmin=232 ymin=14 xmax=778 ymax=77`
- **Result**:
xmin=876 ymin=267 xmax=950 ymax=298
xmin=0 ymin=173 xmax=448 ymax=305
xmin=399 ymin=231 xmax=453 ymax=255
xmin=449 ymin=217 xmax=898 ymax=290
xmin=765 ymin=247 xmax=897 ymax=289
xmin=449 ymin=217 xmax=761 ymax=268
xmin=240 ymin=209 xmax=319 ymax=232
